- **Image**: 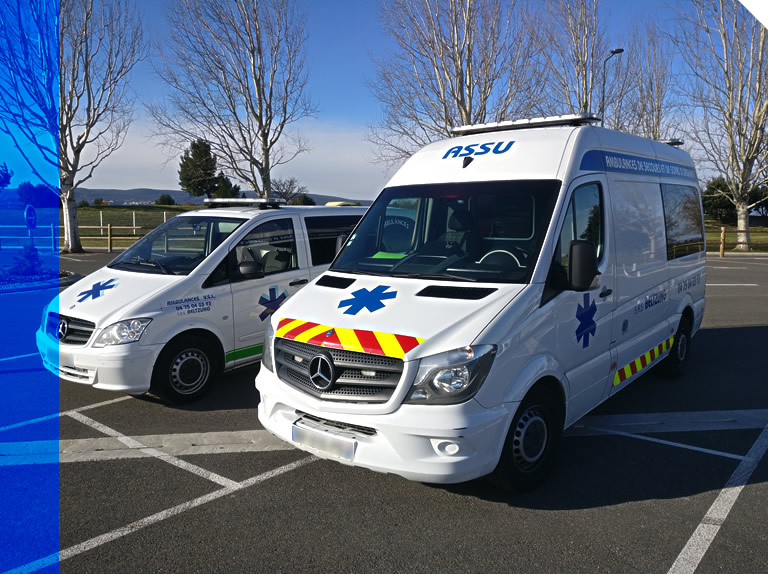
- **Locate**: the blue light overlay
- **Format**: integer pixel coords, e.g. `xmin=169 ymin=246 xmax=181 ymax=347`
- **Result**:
xmin=0 ymin=0 xmax=60 ymax=571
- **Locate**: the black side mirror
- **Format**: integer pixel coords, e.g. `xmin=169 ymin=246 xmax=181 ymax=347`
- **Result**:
xmin=568 ymin=240 xmax=598 ymax=291
xmin=238 ymin=260 xmax=265 ymax=280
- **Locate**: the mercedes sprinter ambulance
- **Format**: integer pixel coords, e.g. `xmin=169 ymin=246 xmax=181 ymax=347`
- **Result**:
xmin=255 ymin=115 xmax=706 ymax=490
xmin=36 ymin=201 xmax=364 ymax=403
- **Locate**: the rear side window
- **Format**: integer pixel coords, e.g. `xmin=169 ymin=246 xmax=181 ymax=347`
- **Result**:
xmin=557 ymin=182 xmax=603 ymax=266
xmin=660 ymin=184 xmax=704 ymax=259
xmin=305 ymin=215 xmax=361 ymax=265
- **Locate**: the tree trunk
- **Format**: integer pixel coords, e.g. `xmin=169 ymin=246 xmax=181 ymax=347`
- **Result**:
xmin=735 ymin=202 xmax=751 ymax=251
xmin=60 ymin=183 xmax=83 ymax=253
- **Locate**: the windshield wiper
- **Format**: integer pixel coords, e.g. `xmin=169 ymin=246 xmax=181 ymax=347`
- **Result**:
xmin=125 ymin=256 xmax=174 ymax=275
xmin=390 ymin=272 xmax=477 ymax=282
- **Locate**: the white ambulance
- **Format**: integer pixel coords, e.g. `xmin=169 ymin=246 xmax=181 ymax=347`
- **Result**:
xmin=255 ymin=115 xmax=707 ymax=491
xmin=36 ymin=200 xmax=365 ymax=403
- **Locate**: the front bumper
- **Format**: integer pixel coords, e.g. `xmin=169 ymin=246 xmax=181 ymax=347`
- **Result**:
xmin=256 ymin=369 xmax=516 ymax=484
xmin=36 ymin=328 xmax=161 ymax=394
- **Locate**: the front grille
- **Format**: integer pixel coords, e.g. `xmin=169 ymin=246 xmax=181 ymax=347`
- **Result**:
xmin=275 ymin=338 xmax=403 ymax=403
xmin=46 ymin=313 xmax=96 ymax=346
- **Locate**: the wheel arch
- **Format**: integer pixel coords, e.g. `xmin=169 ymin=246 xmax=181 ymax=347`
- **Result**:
xmin=162 ymin=328 xmax=225 ymax=374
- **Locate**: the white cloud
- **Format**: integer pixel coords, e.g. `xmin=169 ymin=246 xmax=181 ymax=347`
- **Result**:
xmin=85 ymin=118 xmax=393 ymax=201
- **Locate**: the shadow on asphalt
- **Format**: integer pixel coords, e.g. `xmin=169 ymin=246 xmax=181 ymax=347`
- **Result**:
xmin=429 ymin=325 xmax=768 ymax=508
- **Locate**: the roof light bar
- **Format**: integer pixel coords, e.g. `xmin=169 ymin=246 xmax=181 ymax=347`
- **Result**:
xmin=204 ymin=198 xmax=285 ymax=209
xmin=451 ymin=113 xmax=601 ymax=136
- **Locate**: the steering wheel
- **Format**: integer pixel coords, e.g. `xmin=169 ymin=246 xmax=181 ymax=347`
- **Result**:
xmin=478 ymin=249 xmax=524 ymax=267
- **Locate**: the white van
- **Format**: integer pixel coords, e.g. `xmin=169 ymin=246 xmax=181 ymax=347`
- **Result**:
xmin=255 ymin=115 xmax=707 ymax=491
xmin=36 ymin=200 xmax=365 ymax=403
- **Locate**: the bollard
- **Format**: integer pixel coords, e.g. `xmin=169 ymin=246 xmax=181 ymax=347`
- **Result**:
xmin=107 ymin=223 xmax=112 ymax=253
xmin=720 ymin=227 xmax=725 ymax=258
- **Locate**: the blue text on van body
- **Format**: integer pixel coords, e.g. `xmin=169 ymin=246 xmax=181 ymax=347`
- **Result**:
xmin=442 ymin=141 xmax=514 ymax=159
xmin=580 ymin=150 xmax=697 ymax=181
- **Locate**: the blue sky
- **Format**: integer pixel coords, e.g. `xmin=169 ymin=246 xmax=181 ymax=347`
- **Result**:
xmin=0 ymin=0 xmax=691 ymax=202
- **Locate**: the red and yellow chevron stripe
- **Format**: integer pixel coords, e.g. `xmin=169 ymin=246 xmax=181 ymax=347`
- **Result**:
xmin=275 ymin=317 xmax=425 ymax=360
xmin=613 ymin=335 xmax=675 ymax=386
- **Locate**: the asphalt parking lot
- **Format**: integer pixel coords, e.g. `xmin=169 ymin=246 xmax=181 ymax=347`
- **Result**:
xmin=3 ymin=252 xmax=768 ymax=573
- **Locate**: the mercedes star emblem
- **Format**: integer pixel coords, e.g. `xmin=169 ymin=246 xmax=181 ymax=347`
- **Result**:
xmin=308 ymin=354 xmax=335 ymax=391
xmin=57 ymin=319 xmax=68 ymax=341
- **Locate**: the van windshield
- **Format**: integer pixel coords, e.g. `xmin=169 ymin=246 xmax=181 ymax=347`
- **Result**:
xmin=108 ymin=216 xmax=244 ymax=275
xmin=331 ymin=180 xmax=560 ymax=283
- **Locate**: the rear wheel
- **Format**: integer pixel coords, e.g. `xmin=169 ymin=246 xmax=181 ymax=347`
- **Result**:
xmin=151 ymin=335 xmax=218 ymax=403
xmin=661 ymin=316 xmax=692 ymax=378
xmin=489 ymin=385 xmax=563 ymax=492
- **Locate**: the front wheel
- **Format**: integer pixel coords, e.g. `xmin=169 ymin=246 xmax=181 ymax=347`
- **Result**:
xmin=151 ymin=335 xmax=217 ymax=404
xmin=489 ymin=386 xmax=563 ymax=492
xmin=661 ymin=317 xmax=692 ymax=378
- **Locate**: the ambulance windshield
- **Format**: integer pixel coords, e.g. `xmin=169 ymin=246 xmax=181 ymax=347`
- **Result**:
xmin=108 ymin=216 xmax=244 ymax=275
xmin=332 ymin=180 xmax=559 ymax=284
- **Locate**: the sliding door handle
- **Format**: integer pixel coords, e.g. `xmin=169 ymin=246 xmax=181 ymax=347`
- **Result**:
xmin=289 ymin=279 xmax=309 ymax=287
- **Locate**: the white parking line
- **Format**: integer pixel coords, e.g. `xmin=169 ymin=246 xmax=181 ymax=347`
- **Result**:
xmin=709 ymin=266 xmax=747 ymax=270
xmin=667 ymin=424 xmax=768 ymax=574
xmin=5 ymin=456 xmax=316 ymax=574
xmin=570 ymin=409 xmax=768 ymax=435
xmin=68 ymin=412 xmax=241 ymax=489
xmin=0 ymin=352 xmax=39 ymax=363
xmin=706 ymin=283 xmax=759 ymax=286
xmin=0 ymin=396 xmax=131 ymax=433
xmin=584 ymin=426 xmax=745 ymax=461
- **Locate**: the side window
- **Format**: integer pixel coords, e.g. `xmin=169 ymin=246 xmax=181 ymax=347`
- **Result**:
xmin=233 ymin=218 xmax=298 ymax=280
xmin=557 ymin=182 xmax=603 ymax=266
xmin=660 ymin=184 xmax=704 ymax=259
xmin=305 ymin=215 xmax=361 ymax=266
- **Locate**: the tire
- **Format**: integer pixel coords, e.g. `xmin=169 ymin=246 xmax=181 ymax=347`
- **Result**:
xmin=661 ymin=316 xmax=692 ymax=378
xmin=151 ymin=335 xmax=218 ymax=404
xmin=489 ymin=386 xmax=564 ymax=493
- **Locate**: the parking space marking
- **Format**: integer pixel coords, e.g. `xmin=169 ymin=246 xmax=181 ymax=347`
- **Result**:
xmin=0 ymin=352 xmax=39 ymax=363
xmin=584 ymin=426 xmax=745 ymax=461
xmin=705 ymin=283 xmax=759 ymax=286
xmin=0 ymin=396 xmax=131 ymax=433
xmin=6 ymin=456 xmax=317 ymax=574
xmin=709 ymin=266 xmax=747 ymax=270
xmin=68 ymin=412 xmax=241 ymax=489
xmin=667 ymin=423 xmax=768 ymax=574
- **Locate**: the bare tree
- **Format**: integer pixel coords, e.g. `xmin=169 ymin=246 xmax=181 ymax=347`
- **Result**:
xmin=149 ymin=0 xmax=315 ymax=198
xmin=622 ymin=18 xmax=679 ymax=139
xmin=0 ymin=1 xmax=57 ymax=192
xmin=537 ymin=0 xmax=608 ymax=116
xmin=271 ymin=177 xmax=308 ymax=204
xmin=674 ymin=0 xmax=768 ymax=251
xmin=368 ymin=0 xmax=543 ymax=166
xmin=58 ymin=0 xmax=146 ymax=252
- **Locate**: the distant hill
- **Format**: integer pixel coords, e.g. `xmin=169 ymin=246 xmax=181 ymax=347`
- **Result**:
xmin=76 ymin=188 xmax=372 ymax=207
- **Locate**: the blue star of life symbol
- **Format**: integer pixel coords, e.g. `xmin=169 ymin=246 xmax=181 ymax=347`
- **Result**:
xmin=575 ymin=293 xmax=597 ymax=348
xmin=258 ymin=286 xmax=288 ymax=321
xmin=77 ymin=278 xmax=118 ymax=302
xmin=338 ymin=285 xmax=397 ymax=315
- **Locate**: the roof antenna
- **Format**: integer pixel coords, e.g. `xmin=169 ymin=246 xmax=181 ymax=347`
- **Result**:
xmin=462 ymin=156 xmax=474 ymax=168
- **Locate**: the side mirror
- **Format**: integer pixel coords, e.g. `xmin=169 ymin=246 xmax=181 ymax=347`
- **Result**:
xmin=238 ymin=260 xmax=265 ymax=280
xmin=568 ymin=240 xmax=598 ymax=291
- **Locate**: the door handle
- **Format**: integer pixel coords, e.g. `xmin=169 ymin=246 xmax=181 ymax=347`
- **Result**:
xmin=599 ymin=288 xmax=613 ymax=298
xmin=289 ymin=279 xmax=309 ymax=287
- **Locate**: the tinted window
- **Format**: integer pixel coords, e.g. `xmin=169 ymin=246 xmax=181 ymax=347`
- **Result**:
xmin=234 ymin=218 xmax=297 ymax=279
xmin=305 ymin=215 xmax=361 ymax=265
xmin=661 ymin=184 xmax=704 ymax=259
xmin=557 ymin=182 xmax=603 ymax=267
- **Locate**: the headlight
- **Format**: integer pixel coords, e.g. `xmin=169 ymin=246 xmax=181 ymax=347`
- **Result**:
xmin=41 ymin=304 xmax=49 ymax=330
xmin=404 ymin=345 xmax=496 ymax=405
xmin=92 ymin=318 xmax=152 ymax=347
xmin=261 ymin=319 xmax=275 ymax=372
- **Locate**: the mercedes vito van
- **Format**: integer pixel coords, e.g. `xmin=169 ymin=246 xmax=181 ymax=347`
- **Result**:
xmin=37 ymin=200 xmax=365 ymax=403
xmin=255 ymin=115 xmax=706 ymax=490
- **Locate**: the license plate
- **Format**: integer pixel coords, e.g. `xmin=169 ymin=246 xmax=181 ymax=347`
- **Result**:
xmin=292 ymin=422 xmax=356 ymax=461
